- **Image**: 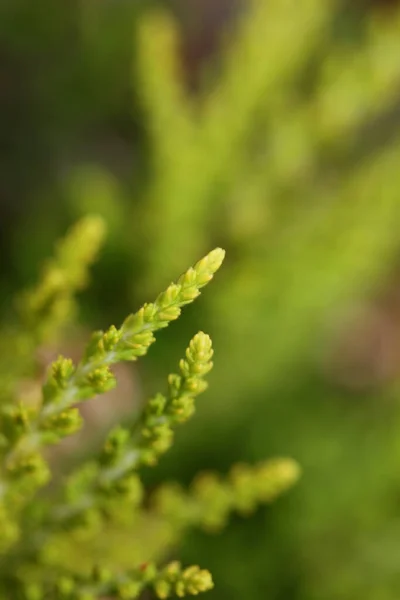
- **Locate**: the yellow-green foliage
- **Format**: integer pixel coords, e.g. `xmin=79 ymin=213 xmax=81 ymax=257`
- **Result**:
xmin=0 ymin=217 xmax=106 ymax=403
xmin=128 ymin=0 xmax=400 ymax=413
xmin=59 ymin=0 xmax=400 ymax=426
xmin=4 ymin=1 xmax=400 ymax=598
xmin=0 ymin=217 xmax=299 ymax=599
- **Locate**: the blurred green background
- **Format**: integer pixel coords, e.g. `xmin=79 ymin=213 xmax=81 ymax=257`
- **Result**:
xmin=3 ymin=0 xmax=400 ymax=598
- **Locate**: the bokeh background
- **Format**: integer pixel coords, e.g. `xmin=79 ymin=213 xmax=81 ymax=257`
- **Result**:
xmin=3 ymin=0 xmax=400 ymax=598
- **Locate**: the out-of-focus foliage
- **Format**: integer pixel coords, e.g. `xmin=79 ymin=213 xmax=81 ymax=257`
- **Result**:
xmin=2 ymin=0 xmax=400 ymax=598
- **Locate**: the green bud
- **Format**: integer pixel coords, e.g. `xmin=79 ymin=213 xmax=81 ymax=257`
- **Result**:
xmin=121 ymin=311 xmax=144 ymax=332
xmin=168 ymin=397 xmax=195 ymax=422
xmin=7 ymin=452 xmax=49 ymax=484
xmin=164 ymin=561 xmax=181 ymax=579
xmin=175 ymin=581 xmax=186 ymax=597
xmin=52 ymin=356 xmax=75 ymax=385
xmin=146 ymin=394 xmax=167 ymax=416
xmin=154 ymin=580 xmax=171 ymax=599
xmin=84 ymin=366 xmax=116 ymax=394
xmin=102 ymin=325 xmax=122 ymax=351
xmin=0 ymin=403 xmax=33 ymax=443
xmin=41 ymin=408 xmax=83 ymax=437
xmin=156 ymin=283 xmax=181 ymax=308
xmin=177 ymin=287 xmax=200 ymax=303
xmin=193 ymin=248 xmax=225 ymax=285
xmin=255 ymin=458 xmax=301 ymax=500
xmin=157 ymin=306 xmax=181 ymax=322
xmin=142 ymin=303 xmax=157 ymax=322
xmin=187 ymin=568 xmax=213 ymax=594
xmin=177 ymin=267 xmax=197 ymax=288
xmin=119 ymin=331 xmax=156 ymax=360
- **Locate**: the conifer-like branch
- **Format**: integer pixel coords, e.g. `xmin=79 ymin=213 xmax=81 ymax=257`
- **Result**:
xmin=17 ymin=215 xmax=106 ymax=346
xmin=153 ymin=458 xmax=301 ymax=532
xmin=39 ymin=332 xmax=214 ymax=531
xmin=0 ymin=215 xmax=106 ymax=404
xmin=20 ymin=561 xmax=214 ymax=600
xmin=0 ymin=249 xmax=225 ymax=509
